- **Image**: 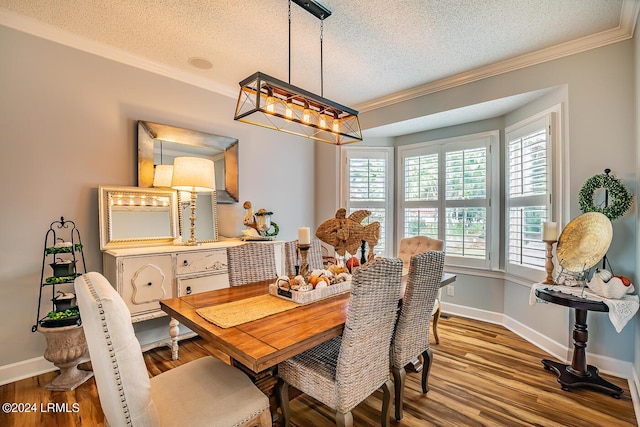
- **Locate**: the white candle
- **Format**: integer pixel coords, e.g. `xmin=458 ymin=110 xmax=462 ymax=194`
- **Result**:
xmin=298 ymin=227 xmax=311 ymax=245
xmin=543 ymin=222 xmax=558 ymax=241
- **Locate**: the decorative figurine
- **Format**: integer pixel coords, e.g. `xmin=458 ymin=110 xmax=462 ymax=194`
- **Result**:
xmin=242 ymin=201 xmax=279 ymax=238
xmin=315 ymin=208 xmax=380 ymax=262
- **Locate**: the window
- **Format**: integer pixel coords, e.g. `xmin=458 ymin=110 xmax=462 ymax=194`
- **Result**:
xmin=341 ymin=147 xmax=393 ymax=257
xmin=505 ymin=112 xmax=554 ymax=280
xmin=398 ymin=132 xmax=498 ymax=269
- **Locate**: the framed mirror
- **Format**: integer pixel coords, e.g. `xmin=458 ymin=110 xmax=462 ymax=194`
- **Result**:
xmin=99 ymin=185 xmax=179 ymax=250
xmin=137 ymin=121 xmax=238 ymax=203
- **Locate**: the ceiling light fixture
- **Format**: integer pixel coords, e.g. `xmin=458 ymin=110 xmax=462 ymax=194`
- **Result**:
xmin=234 ymin=0 xmax=362 ymax=145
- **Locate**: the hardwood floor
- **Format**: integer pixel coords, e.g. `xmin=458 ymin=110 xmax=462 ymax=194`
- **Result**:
xmin=1 ymin=315 xmax=635 ymax=426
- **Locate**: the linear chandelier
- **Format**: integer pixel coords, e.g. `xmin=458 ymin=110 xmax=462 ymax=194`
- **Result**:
xmin=234 ymin=0 xmax=362 ymax=145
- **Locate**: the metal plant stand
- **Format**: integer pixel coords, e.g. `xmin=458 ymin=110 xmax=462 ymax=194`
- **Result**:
xmin=33 ymin=217 xmax=92 ymax=390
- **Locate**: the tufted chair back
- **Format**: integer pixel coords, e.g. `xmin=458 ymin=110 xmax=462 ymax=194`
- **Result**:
xmin=398 ymin=236 xmax=444 ymax=269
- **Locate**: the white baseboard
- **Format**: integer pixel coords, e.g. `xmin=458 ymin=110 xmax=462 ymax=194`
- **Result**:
xmin=440 ymin=302 xmax=504 ymax=325
xmin=0 ymin=357 xmax=56 ymax=386
xmin=502 ymin=313 xmax=570 ymax=363
xmin=0 ymin=332 xmax=195 ymax=386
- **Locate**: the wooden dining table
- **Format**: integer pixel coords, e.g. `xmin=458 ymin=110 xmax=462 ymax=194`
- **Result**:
xmin=160 ymin=272 xmax=456 ymax=410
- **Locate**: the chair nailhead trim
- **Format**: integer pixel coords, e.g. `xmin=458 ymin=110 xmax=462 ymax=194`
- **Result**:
xmin=83 ymin=275 xmax=133 ymax=426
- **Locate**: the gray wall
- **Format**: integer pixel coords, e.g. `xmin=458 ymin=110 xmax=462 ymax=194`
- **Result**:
xmin=0 ymin=25 xmax=315 ymax=365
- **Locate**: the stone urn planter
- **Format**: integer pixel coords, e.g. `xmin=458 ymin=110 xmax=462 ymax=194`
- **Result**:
xmin=37 ymin=324 xmax=93 ymax=391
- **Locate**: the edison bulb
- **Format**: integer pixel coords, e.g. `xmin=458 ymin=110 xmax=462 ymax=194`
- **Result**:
xmin=266 ymin=95 xmax=276 ymax=113
xmin=302 ymin=106 xmax=311 ymax=123
xmin=285 ymin=102 xmax=294 ymax=119
xmin=319 ymin=114 xmax=327 ymax=128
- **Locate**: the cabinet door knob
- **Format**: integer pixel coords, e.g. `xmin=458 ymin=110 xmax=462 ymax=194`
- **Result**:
xmin=183 ymin=260 xmax=189 ymax=266
xmin=186 ymin=286 xmax=192 ymax=295
xmin=147 ymin=282 xmax=153 ymax=287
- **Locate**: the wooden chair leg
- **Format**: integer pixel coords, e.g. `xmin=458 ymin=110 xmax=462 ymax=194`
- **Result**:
xmin=392 ymin=366 xmax=406 ymax=421
xmin=381 ymin=378 xmax=393 ymax=427
xmin=421 ymin=348 xmax=434 ymax=394
xmin=336 ymin=410 xmax=353 ymax=427
xmin=276 ymin=377 xmax=291 ymax=427
xmin=257 ymin=409 xmax=272 ymax=427
xmin=432 ymin=304 xmax=441 ymax=344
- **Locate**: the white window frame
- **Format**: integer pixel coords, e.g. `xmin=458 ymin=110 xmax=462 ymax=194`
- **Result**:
xmin=505 ymin=107 xmax=561 ymax=282
xmin=397 ymin=131 xmax=499 ymax=270
xmin=340 ymin=146 xmax=394 ymax=257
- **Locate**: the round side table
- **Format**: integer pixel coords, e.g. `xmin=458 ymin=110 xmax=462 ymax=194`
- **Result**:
xmin=535 ymin=287 xmax=623 ymax=398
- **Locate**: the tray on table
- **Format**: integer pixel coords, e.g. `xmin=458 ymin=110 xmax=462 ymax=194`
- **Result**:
xmin=269 ymin=280 xmax=351 ymax=305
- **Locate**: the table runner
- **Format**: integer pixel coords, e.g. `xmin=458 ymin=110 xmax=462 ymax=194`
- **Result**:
xmin=196 ymin=294 xmax=300 ymax=328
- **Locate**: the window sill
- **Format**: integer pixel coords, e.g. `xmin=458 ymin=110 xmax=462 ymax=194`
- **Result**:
xmin=444 ymin=265 xmax=537 ymax=288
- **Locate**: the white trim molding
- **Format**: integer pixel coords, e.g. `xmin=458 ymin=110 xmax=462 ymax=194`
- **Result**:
xmin=0 ymin=357 xmax=56 ymax=387
xmin=356 ymin=0 xmax=640 ymax=112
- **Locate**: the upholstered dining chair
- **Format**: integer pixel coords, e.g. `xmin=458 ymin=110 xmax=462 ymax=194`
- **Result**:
xmin=276 ymin=257 xmax=403 ymax=427
xmin=397 ymin=236 xmax=445 ymax=344
xmin=283 ymin=238 xmax=325 ymax=276
xmin=227 ymin=242 xmax=278 ymax=286
xmin=75 ymin=272 xmax=271 ymax=427
xmin=391 ymin=250 xmax=445 ymax=421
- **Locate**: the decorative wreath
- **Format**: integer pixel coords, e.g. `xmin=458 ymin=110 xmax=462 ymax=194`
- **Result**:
xmin=264 ymin=221 xmax=279 ymax=237
xmin=578 ymin=173 xmax=632 ymax=221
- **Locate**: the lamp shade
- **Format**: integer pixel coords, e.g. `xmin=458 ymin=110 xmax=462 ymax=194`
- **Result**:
xmin=171 ymin=157 xmax=215 ymax=192
xmin=153 ymin=164 xmax=174 ymax=188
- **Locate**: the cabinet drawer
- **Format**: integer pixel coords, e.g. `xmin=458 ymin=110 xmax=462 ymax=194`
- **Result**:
xmin=176 ymin=250 xmax=227 ymax=276
xmin=177 ymin=272 xmax=229 ymax=296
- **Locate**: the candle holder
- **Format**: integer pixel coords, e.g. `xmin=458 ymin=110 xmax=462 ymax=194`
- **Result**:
xmin=543 ymin=240 xmax=557 ymax=285
xmin=297 ymin=243 xmax=311 ymax=278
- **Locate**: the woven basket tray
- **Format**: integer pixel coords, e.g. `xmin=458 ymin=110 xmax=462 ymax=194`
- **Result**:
xmin=269 ymin=280 xmax=351 ymax=305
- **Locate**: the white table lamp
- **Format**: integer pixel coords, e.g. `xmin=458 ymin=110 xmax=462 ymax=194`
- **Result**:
xmin=171 ymin=157 xmax=215 ymax=245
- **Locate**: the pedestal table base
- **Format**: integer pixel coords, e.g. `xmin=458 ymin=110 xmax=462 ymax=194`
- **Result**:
xmin=542 ymin=359 xmax=623 ymax=398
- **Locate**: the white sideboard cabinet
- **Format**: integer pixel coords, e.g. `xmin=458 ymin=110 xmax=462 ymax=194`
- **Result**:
xmin=102 ymin=240 xmax=283 ymax=357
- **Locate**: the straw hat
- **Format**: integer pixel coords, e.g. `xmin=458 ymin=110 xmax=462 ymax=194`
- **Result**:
xmin=556 ymin=212 xmax=613 ymax=272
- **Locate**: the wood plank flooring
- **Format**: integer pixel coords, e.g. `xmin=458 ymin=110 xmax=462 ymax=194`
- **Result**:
xmin=1 ymin=314 xmax=635 ymax=426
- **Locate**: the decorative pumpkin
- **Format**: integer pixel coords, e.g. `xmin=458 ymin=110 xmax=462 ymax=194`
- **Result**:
xmin=593 ymin=268 xmax=613 ymax=283
xmin=346 ymin=256 xmax=360 ymax=272
xmin=615 ymin=275 xmax=632 ymax=287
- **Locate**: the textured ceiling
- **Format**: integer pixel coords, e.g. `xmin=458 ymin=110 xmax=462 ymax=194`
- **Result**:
xmin=1 ymin=0 xmax=637 ymax=135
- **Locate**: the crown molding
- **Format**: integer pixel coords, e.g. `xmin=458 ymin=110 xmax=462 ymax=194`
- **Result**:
xmin=0 ymin=8 xmax=238 ymax=99
xmin=356 ymin=0 xmax=640 ymax=112
xmin=2 ymin=1 xmax=638 ymax=111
